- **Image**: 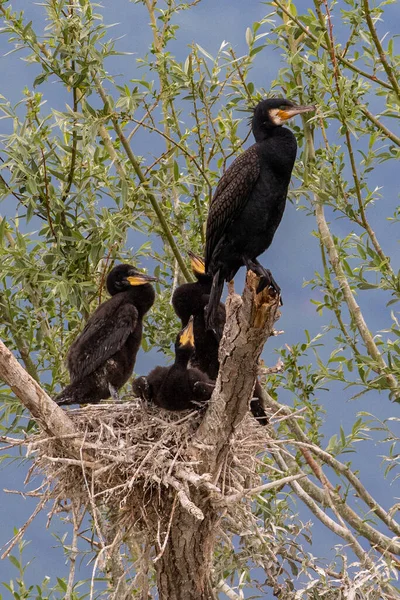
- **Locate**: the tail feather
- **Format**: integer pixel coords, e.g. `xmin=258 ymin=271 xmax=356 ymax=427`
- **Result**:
xmin=250 ymin=398 xmax=269 ymax=426
xmin=205 ymin=270 xmax=224 ymax=335
xmin=250 ymin=381 xmax=269 ymax=426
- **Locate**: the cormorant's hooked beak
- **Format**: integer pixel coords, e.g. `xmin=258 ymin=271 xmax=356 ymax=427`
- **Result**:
xmin=278 ymin=104 xmax=316 ymax=121
xmin=188 ymin=251 xmax=205 ymax=276
xmin=179 ymin=316 xmax=195 ymax=347
xmin=126 ymin=272 xmax=158 ymax=286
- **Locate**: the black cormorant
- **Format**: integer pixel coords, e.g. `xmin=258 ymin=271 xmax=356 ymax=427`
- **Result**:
xmin=56 ymin=264 xmax=156 ymax=406
xmin=132 ymin=317 xmax=214 ymax=411
xmin=172 ymin=251 xmax=225 ymax=379
xmin=205 ymin=97 xmax=315 ymax=331
xmin=172 ymin=253 xmax=269 ymax=425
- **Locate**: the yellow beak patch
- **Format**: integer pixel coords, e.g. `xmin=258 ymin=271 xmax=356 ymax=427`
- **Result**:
xmin=179 ymin=317 xmax=195 ymax=347
xmin=188 ymin=252 xmax=206 ymax=276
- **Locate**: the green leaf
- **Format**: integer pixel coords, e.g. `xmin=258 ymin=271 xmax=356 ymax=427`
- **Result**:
xmin=33 ymin=73 xmax=48 ymax=87
xmin=245 ymin=27 xmax=253 ymax=46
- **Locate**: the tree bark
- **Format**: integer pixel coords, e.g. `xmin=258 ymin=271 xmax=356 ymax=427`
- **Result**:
xmin=0 ymin=339 xmax=77 ymax=438
xmin=155 ymin=497 xmax=219 ymax=600
xmin=154 ymin=273 xmax=280 ymax=599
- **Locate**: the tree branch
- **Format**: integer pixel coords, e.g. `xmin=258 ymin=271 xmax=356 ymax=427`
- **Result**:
xmin=361 ymin=0 xmax=400 ymax=101
xmin=261 ymin=390 xmax=400 ymax=538
xmin=272 ymin=0 xmax=394 ymax=91
xmin=0 ymin=340 xmax=79 ymax=440
xmin=94 ymin=80 xmax=192 ymax=283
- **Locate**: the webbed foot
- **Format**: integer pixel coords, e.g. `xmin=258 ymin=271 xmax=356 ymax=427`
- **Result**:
xmin=243 ymin=257 xmax=282 ymax=303
xmin=108 ymin=383 xmax=122 ymax=403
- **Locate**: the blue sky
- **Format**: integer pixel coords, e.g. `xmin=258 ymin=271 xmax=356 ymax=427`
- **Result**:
xmin=0 ymin=0 xmax=399 ymax=596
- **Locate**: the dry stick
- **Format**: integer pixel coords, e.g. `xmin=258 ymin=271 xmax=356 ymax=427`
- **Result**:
xmin=1 ymin=492 xmax=50 ymax=559
xmin=133 ymin=542 xmax=150 ymax=598
xmin=95 ymin=80 xmax=192 ymax=283
xmin=104 ymin=512 xmax=130 ymax=600
xmin=273 ymin=449 xmax=400 ymax=598
xmin=316 ymin=200 xmax=399 ymax=396
xmin=261 ymin=390 xmax=400 ymax=538
xmin=65 ymin=505 xmax=79 ymax=600
xmin=280 ymin=441 xmax=400 ymax=556
xmin=43 ymin=455 xmax=98 ymax=469
xmin=302 ymin=103 xmax=399 ymax=394
xmin=154 ymin=494 xmax=179 ymax=563
xmin=221 ymin=473 xmax=306 ymax=504
xmin=216 ymin=579 xmax=242 ymax=600
xmin=362 ymin=0 xmax=400 ymax=101
xmin=164 ymin=475 xmax=204 ymax=521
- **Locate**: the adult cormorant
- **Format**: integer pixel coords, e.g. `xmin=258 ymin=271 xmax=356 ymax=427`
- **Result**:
xmin=172 ymin=252 xmax=269 ymax=425
xmin=132 ymin=317 xmax=214 ymax=411
xmin=205 ymin=97 xmax=315 ymax=331
xmin=56 ymin=264 xmax=156 ymax=406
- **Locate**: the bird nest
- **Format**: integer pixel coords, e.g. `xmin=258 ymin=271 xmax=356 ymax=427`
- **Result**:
xmin=26 ymin=399 xmax=272 ymax=540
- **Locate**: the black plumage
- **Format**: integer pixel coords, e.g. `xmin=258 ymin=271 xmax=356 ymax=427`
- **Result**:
xmin=205 ymin=97 xmax=315 ymax=331
xmin=172 ymin=253 xmax=269 ymax=425
xmin=132 ymin=318 xmax=214 ymax=411
xmin=172 ymin=252 xmax=224 ymax=379
xmin=56 ymin=264 xmax=156 ymax=406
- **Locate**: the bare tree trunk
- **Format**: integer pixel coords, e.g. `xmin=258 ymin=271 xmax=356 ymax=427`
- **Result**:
xmin=155 ymin=498 xmax=219 ymax=600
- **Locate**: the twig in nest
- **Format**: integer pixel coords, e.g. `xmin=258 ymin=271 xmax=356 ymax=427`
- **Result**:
xmin=164 ymin=475 xmax=204 ymax=521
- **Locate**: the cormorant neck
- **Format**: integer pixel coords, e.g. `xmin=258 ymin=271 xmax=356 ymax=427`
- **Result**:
xmin=126 ymin=284 xmax=155 ymax=316
xmin=195 ymin=272 xmax=213 ymax=287
xmin=252 ymin=123 xmax=287 ymax=143
xmin=174 ymin=344 xmax=193 ymax=368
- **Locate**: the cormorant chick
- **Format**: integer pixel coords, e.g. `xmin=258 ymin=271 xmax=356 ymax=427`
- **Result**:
xmin=133 ymin=318 xmax=214 ymax=411
xmin=172 ymin=252 xmax=225 ymax=379
xmin=205 ymin=97 xmax=315 ymax=331
xmin=172 ymin=253 xmax=269 ymax=426
xmin=56 ymin=264 xmax=156 ymax=406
